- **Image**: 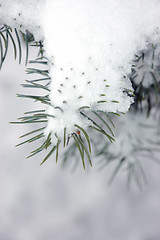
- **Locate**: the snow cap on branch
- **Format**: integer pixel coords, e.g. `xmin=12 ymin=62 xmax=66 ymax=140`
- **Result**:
xmin=1 ymin=0 xmax=160 ymax=144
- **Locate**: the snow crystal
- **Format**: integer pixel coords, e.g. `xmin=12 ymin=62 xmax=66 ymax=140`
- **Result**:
xmin=1 ymin=0 xmax=160 ymax=144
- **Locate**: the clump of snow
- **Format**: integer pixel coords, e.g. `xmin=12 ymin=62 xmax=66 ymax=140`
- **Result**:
xmin=0 ymin=0 xmax=44 ymax=40
xmin=1 ymin=0 xmax=160 ymax=144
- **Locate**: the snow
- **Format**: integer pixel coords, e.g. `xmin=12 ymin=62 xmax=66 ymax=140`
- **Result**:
xmin=0 ymin=0 xmax=44 ymax=40
xmin=1 ymin=4 xmax=160 ymax=239
xmin=1 ymin=0 xmax=160 ymax=144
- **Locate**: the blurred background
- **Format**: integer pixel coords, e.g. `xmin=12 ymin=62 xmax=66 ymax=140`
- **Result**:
xmin=0 ymin=42 xmax=160 ymax=240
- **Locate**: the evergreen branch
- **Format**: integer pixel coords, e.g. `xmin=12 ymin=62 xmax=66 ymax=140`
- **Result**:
xmin=56 ymin=140 xmax=60 ymax=163
xmin=19 ymin=127 xmax=45 ymax=138
xmin=92 ymin=111 xmax=114 ymax=137
xmin=108 ymin=157 xmax=126 ymax=184
xmin=80 ymin=111 xmax=115 ymax=143
xmin=15 ymin=132 xmax=44 ymax=147
xmin=63 ymin=127 xmax=66 ymax=148
xmin=72 ymin=133 xmax=85 ymax=169
xmin=75 ymin=133 xmax=92 ymax=167
xmin=1 ymin=26 xmax=119 ymax=170
xmin=40 ymin=145 xmax=57 ymax=165
xmin=0 ymin=25 xmax=43 ymax=67
xmin=14 ymin=28 xmax=22 ymax=64
xmin=75 ymin=124 xmax=91 ymax=154
xmin=0 ymin=38 xmax=3 ymax=69
xmin=130 ymin=45 xmax=160 ymax=115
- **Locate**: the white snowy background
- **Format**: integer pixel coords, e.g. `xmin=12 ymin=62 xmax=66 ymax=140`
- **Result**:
xmin=0 ymin=47 xmax=160 ymax=240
